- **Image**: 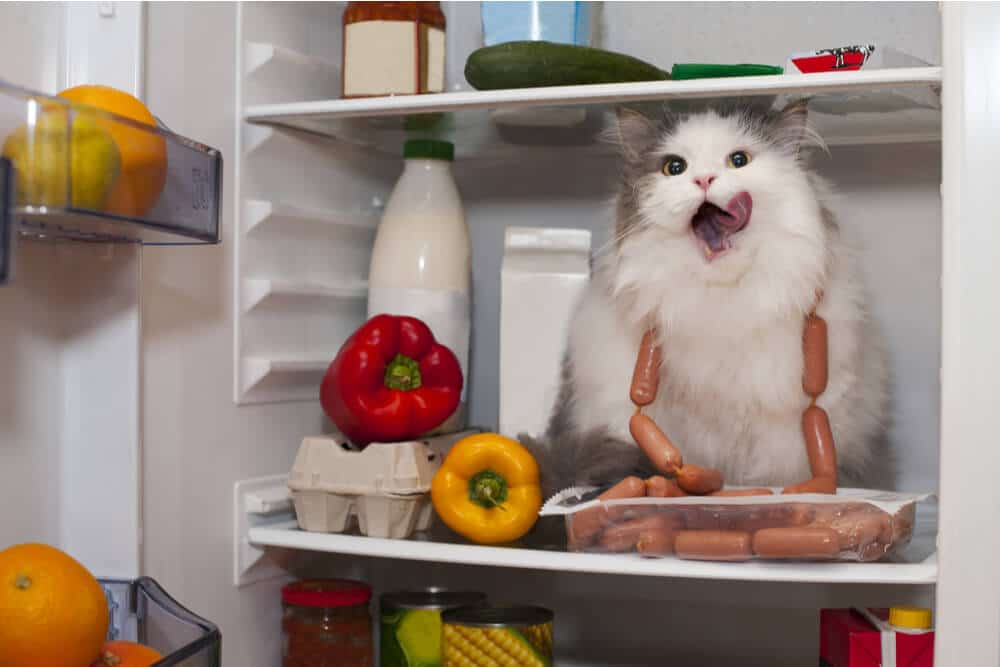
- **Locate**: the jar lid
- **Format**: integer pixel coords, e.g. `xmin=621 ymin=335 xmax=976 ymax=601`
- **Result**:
xmin=889 ymin=606 xmax=932 ymax=630
xmin=404 ymin=139 xmax=454 ymax=161
xmin=282 ymin=579 xmax=372 ymax=608
xmin=441 ymin=605 xmax=553 ymax=628
xmin=381 ymin=589 xmax=487 ymax=611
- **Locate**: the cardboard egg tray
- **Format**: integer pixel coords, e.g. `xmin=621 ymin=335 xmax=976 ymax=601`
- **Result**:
xmin=288 ymin=430 xmax=476 ymax=539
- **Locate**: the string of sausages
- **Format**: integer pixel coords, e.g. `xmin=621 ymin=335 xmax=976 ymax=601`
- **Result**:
xmin=566 ymin=306 xmax=905 ymax=560
xmin=629 ymin=303 xmax=838 ymax=496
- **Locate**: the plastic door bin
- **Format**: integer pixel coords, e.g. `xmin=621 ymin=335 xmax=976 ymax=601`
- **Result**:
xmin=100 ymin=577 xmax=221 ymax=667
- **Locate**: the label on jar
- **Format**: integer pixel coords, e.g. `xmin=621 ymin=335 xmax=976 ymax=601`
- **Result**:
xmin=381 ymin=607 xmax=445 ymax=666
xmin=368 ymin=286 xmax=470 ymax=407
xmin=419 ymin=25 xmax=446 ymax=93
xmin=344 ymin=21 xmax=418 ymax=96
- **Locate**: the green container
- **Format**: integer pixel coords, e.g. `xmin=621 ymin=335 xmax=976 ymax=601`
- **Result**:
xmin=380 ymin=589 xmax=488 ymax=667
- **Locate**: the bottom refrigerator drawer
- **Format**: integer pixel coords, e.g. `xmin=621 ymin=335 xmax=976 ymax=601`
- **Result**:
xmin=100 ymin=578 xmax=221 ymax=667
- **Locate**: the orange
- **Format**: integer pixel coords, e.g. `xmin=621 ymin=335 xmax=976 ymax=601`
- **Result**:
xmin=0 ymin=543 xmax=109 ymax=667
xmin=92 ymin=640 xmax=163 ymax=667
xmin=59 ymin=85 xmax=167 ymax=218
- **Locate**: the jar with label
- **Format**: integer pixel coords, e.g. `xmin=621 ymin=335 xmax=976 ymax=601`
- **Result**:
xmin=367 ymin=139 xmax=470 ymax=433
xmin=342 ymin=2 xmax=447 ymax=98
xmin=281 ymin=579 xmax=373 ymax=667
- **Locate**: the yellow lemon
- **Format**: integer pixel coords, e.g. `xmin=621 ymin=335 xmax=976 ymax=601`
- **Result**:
xmin=2 ymin=106 xmax=121 ymax=210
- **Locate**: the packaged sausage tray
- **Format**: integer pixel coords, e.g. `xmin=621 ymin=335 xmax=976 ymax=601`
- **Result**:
xmin=540 ymin=487 xmax=930 ymax=562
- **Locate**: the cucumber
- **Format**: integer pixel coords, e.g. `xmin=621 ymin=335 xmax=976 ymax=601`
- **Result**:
xmin=465 ymin=41 xmax=670 ymax=90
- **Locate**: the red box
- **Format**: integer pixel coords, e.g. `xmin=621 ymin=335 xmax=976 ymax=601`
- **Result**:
xmin=820 ymin=609 xmax=935 ymax=667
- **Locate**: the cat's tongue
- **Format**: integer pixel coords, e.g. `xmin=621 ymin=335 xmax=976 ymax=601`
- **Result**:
xmin=691 ymin=192 xmax=753 ymax=261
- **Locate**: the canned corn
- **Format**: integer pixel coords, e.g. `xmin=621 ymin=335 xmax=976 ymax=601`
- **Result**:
xmin=441 ymin=606 xmax=554 ymax=667
xmin=380 ymin=589 xmax=488 ymax=667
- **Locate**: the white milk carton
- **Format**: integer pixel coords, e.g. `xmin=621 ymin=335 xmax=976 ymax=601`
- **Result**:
xmin=499 ymin=226 xmax=591 ymax=440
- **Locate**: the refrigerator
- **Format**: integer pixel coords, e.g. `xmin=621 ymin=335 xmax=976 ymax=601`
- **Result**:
xmin=0 ymin=2 xmax=995 ymax=665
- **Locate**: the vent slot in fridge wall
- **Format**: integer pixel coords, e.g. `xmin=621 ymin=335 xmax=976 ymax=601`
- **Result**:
xmin=233 ymin=1 xmax=394 ymax=404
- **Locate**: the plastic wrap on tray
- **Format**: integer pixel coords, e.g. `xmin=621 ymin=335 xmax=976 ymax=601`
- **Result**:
xmin=540 ymin=487 xmax=929 ymax=562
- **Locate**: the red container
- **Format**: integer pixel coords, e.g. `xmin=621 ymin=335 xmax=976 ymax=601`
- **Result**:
xmin=281 ymin=579 xmax=373 ymax=667
xmin=820 ymin=608 xmax=934 ymax=667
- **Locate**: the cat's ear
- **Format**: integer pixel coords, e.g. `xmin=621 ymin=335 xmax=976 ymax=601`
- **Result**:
xmin=611 ymin=107 xmax=657 ymax=160
xmin=770 ymin=100 xmax=823 ymax=154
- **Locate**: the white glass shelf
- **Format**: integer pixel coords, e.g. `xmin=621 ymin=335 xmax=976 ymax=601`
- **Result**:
xmin=248 ymin=521 xmax=936 ymax=585
xmin=244 ymin=67 xmax=942 ymax=159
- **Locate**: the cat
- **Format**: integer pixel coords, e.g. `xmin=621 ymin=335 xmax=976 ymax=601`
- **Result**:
xmin=525 ymin=101 xmax=892 ymax=499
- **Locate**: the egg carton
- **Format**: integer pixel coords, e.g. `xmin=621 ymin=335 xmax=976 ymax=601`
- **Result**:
xmin=288 ymin=430 xmax=477 ymax=539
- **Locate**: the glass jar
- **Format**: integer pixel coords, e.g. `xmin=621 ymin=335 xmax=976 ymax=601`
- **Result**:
xmin=281 ymin=579 xmax=373 ymax=667
xmin=342 ymin=2 xmax=447 ymax=98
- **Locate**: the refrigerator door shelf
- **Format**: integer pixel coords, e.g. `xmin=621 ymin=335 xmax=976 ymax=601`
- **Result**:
xmin=0 ymin=78 xmax=221 ymax=249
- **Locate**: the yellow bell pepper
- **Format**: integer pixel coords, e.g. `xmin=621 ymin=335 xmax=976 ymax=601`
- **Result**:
xmin=431 ymin=433 xmax=542 ymax=545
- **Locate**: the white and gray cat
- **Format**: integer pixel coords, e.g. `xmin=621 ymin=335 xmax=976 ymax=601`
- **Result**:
xmin=527 ymin=101 xmax=891 ymax=498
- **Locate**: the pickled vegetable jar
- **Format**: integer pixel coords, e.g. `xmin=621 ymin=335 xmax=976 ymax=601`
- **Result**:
xmin=281 ymin=579 xmax=373 ymax=667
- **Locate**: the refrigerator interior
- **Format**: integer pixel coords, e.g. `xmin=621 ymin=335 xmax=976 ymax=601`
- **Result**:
xmin=0 ymin=2 xmax=945 ymax=666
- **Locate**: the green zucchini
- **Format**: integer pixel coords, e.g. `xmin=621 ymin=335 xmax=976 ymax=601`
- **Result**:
xmin=465 ymin=41 xmax=670 ymax=90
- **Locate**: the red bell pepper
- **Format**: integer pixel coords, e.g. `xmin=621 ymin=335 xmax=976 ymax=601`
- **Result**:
xmin=320 ymin=314 xmax=464 ymax=445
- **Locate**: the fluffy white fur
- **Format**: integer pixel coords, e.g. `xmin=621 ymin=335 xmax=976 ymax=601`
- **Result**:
xmin=531 ymin=102 xmax=891 ymax=496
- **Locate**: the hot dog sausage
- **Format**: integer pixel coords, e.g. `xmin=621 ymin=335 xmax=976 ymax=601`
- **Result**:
xmin=782 ymin=405 xmax=837 ymax=494
xmin=674 ymin=530 xmax=752 ymax=561
xmin=630 ymin=412 xmax=683 ymax=475
xmin=645 ymin=475 xmax=687 ymax=498
xmin=710 ymin=488 xmax=774 ymax=497
xmin=631 ymin=329 xmax=662 ymax=406
xmin=802 ymin=314 xmax=828 ymax=397
xmin=675 ymin=464 xmax=724 ymax=495
xmin=599 ymin=514 xmax=675 ymax=553
xmin=752 ymin=527 xmax=840 ymax=559
xmin=569 ymin=476 xmax=646 ymax=547
xmin=637 ymin=519 xmax=678 ymax=557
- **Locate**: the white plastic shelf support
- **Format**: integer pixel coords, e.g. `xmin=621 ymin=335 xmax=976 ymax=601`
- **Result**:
xmin=239 ymin=358 xmax=330 ymax=403
xmin=240 ymin=278 xmax=368 ymax=312
xmin=233 ymin=475 xmax=295 ymax=587
xmin=242 ymin=199 xmax=378 ymax=237
xmin=244 ymin=41 xmax=339 ymax=105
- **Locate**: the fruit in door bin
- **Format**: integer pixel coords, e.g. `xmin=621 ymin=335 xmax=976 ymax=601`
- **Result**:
xmin=91 ymin=640 xmax=163 ymax=667
xmin=2 ymin=107 xmax=122 ymax=209
xmin=0 ymin=543 xmax=109 ymax=667
xmin=320 ymin=314 xmax=464 ymax=446
xmin=58 ymin=84 xmax=168 ymax=218
xmin=431 ymin=432 xmax=542 ymax=545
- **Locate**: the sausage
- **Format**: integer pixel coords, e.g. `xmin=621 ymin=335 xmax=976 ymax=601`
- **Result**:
xmin=710 ymin=488 xmax=774 ymax=497
xmin=630 ymin=329 xmax=662 ymax=406
xmin=568 ymin=476 xmax=646 ymax=547
xmin=637 ymin=519 xmax=678 ymax=557
xmin=752 ymin=527 xmax=840 ymax=559
xmin=675 ymin=464 xmax=724 ymax=495
xmin=599 ymin=515 xmax=675 ymax=553
xmin=630 ymin=413 xmax=683 ymax=475
xmin=802 ymin=314 xmax=828 ymax=397
xmin=674 ymin=530 xmax=752 ymax=561
xmin=782 ymin=406 xmax=838 ymax=494
xmin=645 ymin=475 xmax=687 ymax=498
xmin=803 ymin=405 xmax=838 ymax=480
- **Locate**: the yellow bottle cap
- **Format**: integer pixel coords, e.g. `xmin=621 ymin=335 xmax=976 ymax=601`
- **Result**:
xmin=889 ymin=606 xmax=932 ymax=630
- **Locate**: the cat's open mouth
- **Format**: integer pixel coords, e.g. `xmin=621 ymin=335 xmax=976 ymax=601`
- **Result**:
xmin=690 ymin=191 xmax=753 ymax=261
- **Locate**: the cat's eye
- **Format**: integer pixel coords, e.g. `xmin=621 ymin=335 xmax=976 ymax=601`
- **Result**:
xmin=728 ymin=151 xmax=751 ymax=168
xmin=663 ymin=155 xmax=687 ymax=176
